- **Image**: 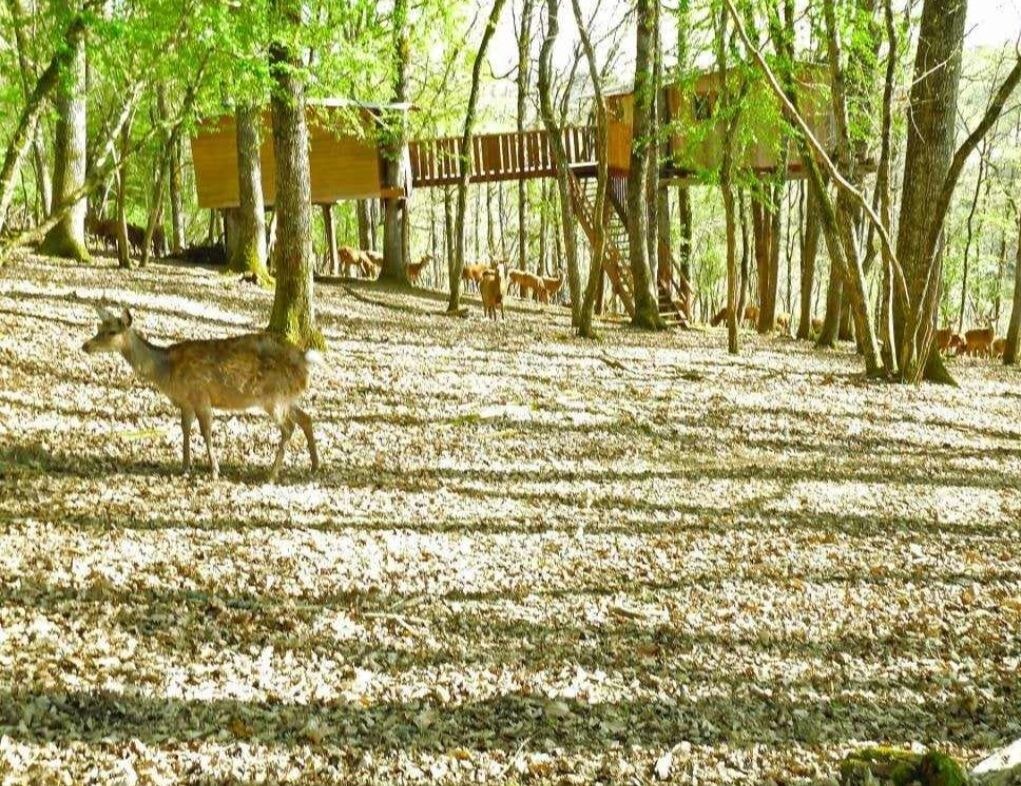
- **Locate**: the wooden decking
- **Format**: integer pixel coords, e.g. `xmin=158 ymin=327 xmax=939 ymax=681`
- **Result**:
xmin=409 ymin=127 xmax=597 ymax=188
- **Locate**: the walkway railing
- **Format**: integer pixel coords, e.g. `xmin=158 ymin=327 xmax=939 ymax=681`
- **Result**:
xmin=409 ymin=127 xmax=597 ymax=187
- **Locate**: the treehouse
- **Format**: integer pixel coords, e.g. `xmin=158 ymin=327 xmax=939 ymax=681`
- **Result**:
xmin=188 ymin=64 xmax=838 ymax=322
xmin=190 ymin=100 xmax=410 ymax=210
xmin=604 ymin=64 xmax=836 ymax=180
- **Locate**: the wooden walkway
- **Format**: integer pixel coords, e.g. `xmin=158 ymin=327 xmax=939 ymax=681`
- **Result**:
xmin=409 ymin=127 xmax=596 ymax=188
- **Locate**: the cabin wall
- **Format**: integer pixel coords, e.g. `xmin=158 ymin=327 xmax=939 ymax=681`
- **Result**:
xmin=190 ymin=108 xmax=387 ymax=209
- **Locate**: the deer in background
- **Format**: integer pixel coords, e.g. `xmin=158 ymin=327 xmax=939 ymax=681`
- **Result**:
xmin=406 ymin=254 xmax=432 ymax=284
xmin=480 ymin=262 xmax=508 ymax=320
xmin=82 ymin=305 xmax=319 ymax=481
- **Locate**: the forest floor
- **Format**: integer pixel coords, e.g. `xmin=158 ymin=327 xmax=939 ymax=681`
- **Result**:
xmin=1 ymin=251 xmax=1020 ymax=785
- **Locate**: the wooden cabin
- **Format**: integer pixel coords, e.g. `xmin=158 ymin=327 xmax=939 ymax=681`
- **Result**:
xmin=605 ymin=64 xmax=835 ymax=179
xmin=190 ymin=100 xmax=409 ymax=210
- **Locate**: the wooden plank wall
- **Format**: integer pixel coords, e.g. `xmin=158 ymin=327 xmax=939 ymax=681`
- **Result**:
xmin=190 ymin=108 xmax=387 ymax=209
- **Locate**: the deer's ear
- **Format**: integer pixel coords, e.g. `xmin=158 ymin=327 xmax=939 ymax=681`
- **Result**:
xmin=121 ymin=307 xmax=132 ymax=327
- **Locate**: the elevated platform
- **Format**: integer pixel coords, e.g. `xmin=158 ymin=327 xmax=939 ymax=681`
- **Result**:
xmin=409 ymin=127 xmax=599 ymax=188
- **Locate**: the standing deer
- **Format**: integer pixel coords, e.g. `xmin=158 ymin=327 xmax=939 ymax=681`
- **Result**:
xmin=82 ymin=305 xmax=319 ymax=481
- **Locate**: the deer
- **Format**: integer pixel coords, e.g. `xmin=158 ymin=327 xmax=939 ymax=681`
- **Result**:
xmin=709 ymin=303 xmax=759 ymax=328
xmin=338 ymin=246 xmax=364 ymax=277
xmin=82 ymin=305 xmax=319 ymax=481
xmin=963 ymin=327 xmax=995 ymax=358
xmin=540 ymin=273 xmax=563 ymax=304
xmin=935 ymin=328 xmax=967 ymax=356
xmin=406 ymin=254 xmax=431 ymax=283
xmin=479 ymin=262 xmax=508 ymax=320
xmin=461 ymin=263 xmax=488 ymax=292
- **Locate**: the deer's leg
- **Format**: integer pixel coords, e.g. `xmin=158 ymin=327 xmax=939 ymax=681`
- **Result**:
xmin=196 ymin=406 xmax=219 ymax=480
xmin=269 ymin=411 xmax=296 ymax=481
xmin=181 ymin=407 xmax=194 ymax=473
xmin=289 ymin=405 xmax=319 ymax=473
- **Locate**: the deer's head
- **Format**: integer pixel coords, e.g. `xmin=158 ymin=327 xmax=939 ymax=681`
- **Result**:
xmin=83 ymin=305 xmax=133 ymax=354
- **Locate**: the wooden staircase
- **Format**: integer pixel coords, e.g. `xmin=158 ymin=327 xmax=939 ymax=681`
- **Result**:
xmin=606 ymin=174 xmax=688 ymax=327
xmin=567 ymin=169 xmax=635 ymax=318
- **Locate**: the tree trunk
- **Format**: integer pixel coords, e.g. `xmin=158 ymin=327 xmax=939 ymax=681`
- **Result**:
xmin=169 ymin=136 xmax=185 ymax=254
xmin=716 ymin=2 xmax=739 ymax=353
xmin=677 ymin=186 xmax=693 ymax=317
xmin=572 ymin=0 xmax=609 ymax=338
xmin=957 ymin=141 xmax=987 ymax=333
xmin=516 ymin=0 xmax=535 ymax=272
xmin=357 ymin=200 xmax=371 ymax=250
xmin=114 ymin=115 xmax=133 ymax=269
xmin=752 ymin=196 xmax=779 ymax=333
xmin=0 ymin=5 xmax=89 ymax=235
xmin=322 ymin=203 xmax=338 ymax=276
xmin=267 ymin=0 xmax=322 ymax=349
xmin=443 ymin=186 xmax=453 ymax=288
xmin=486 ymin=182 xmax=495 ymax=258
xmin=1004 ymin=210 xmax=1021 ymax=365
xmin=892 ymin=0 xmax=968 ymax=383
xmin=538 ymin=178 xmax=548 ymax=274
xmin=380 ymin=0 xmax=411 ymax=284
xmin=448 ymin=0 xmax=508 ymax=312
xmin=738 ymin=188 xmax=750 ymax=316
xmin=8 ymin=0 xmax=52 ymax=217
xmin=817 ymin=258 xmax=842 ymax=347
xmin=626 ymin=0 xmax=666 ymax=330
xmin=797 ymin=178 xmax=820 ymax=339
xmin=537 ymin=0 xmax=582 ymax=324
xmin=39 ymin=0 xmax=89 ymax=262
xmin=229 ymin=104 xmax=269 ymax=280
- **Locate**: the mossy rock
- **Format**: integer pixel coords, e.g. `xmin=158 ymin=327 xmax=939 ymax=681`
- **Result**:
xmin=840 ymin=748 xmax=969 ymax=786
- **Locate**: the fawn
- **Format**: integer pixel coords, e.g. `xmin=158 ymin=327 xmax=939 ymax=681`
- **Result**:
xmin=82 ymin=305 xmax=319 ymax=481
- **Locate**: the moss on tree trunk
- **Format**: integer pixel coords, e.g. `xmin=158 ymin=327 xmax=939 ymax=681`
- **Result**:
xmin=266 ymin=0 xmax=323 ymax=351
xmin=40 ymin=5 xmax=89 ymax=264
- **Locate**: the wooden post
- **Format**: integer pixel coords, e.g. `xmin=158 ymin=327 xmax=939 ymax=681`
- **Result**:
xmin=321 ymin=203 xmax=338 ymax=275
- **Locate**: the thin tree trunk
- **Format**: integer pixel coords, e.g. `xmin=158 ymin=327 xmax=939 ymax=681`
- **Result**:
xmin=486 ymin=181 xmax=495 ymax=258
xmin=322 ymin=203 xmax=338 ymax=275
xmin=994 ymin=227 xmax=1008 ymax=324
xmin=738 ymin=188 xmax=750 ymax=316
xmin=115 ymin=114 xmax=133 ymax=269
xmin=957 ymin=141 xmax=988 ymax=333
xmin=267 ymin=0 xmax=322 ymax=348
xmin=516 ymin=0 xmax=534 ymax=272
xmin=572 ymin=0 xmax=609 ymax=337
xmin=449 ymin=0 xmax=508 ymax=312
xmin=538 ymin=178 xmax=548 ymax=274
xmin=677 ymin=186 xmax=693 ymax=317
xmin=716 ymin=1 xmax=739 ymax=353
xmin=7 ymin=0 xmax=52 ymax=217
xmin=537 ymin=0 xmax=582 ymax=323
xmin=797 ymin=178 xmax=820 ymax=339
xmin=168 ymin=136 xmax=185 ymax=254
xmin=357 ymin=200 xmax=371 ymax=250
xmin=1004 ymin=209 xmax=1021 ymax=364
xmin=443 ymin=186 xmax=454 ymax=288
